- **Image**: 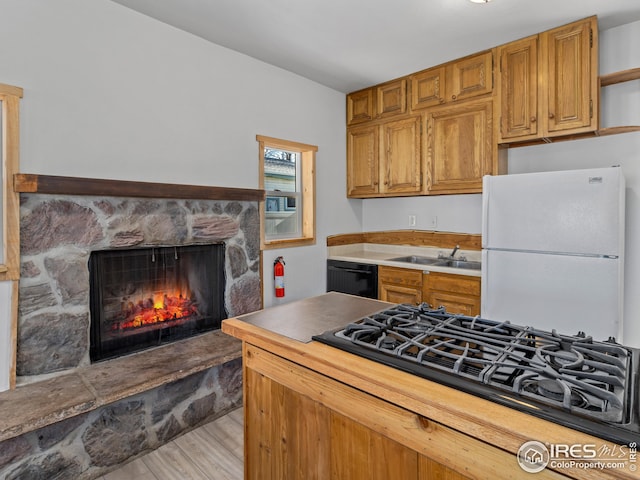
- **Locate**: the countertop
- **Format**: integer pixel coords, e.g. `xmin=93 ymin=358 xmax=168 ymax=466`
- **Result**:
xmin=328 ymin=243 xmax=482 ymax=277
xmin=222 ymin=292 xmax=639 ymax=480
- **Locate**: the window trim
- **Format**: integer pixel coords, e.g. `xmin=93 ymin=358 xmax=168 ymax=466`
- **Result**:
xmin=0 ymin=83 xmax=23 ymax=281
xmin=257 ymin=135 xmax=317 ymax=249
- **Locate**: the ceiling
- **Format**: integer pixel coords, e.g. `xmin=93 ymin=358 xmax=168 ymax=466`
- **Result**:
xmin=110 ymin=0 xmax=640 ymax=93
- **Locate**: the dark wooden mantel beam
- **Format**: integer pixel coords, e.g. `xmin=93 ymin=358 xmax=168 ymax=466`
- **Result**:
xmin=14 ymin=173 xmax=265 ymax=202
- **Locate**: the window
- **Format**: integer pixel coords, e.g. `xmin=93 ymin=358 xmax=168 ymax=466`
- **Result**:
xmin=257 ymin=135 xmax=317 ymax=248
xmin=0 ymin=83 xmax=22 ymax=281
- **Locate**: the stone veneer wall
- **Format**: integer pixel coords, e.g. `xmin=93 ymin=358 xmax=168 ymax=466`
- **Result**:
xmin=0 ymin=358 xmax=242 ymax=479
xmin=17 ymin=194 xmax=261 ymax=379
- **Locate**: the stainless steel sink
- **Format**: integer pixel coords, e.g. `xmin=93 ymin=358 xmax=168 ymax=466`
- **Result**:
xmin=432 ymin=259 xmax=482 ymax=270
xmin=388 ymin=255 xmax=442 ymax=265
xmin=389 ymin=255 xmax=481 ymax=270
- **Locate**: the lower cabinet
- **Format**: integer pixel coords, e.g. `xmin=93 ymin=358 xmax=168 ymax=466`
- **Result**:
xmin=243 ymin=345 xmax=474 ymax=480
xmin=423 ymin=271 xmax=481 ymax=316
xmin=378 ymin=265 xmax=422 ymax=304
xmin=243 ymin=345 xmax=570 ymax=480
xmin=378 ymin=265 xmax=481 ymax=315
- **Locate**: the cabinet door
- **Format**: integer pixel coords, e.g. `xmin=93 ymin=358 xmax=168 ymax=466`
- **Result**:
xmin=376 ymin=79 xmax=407 ymax=118
xmin=423 ymin=272 xmax=481 ymax=316
xmin=410 ymin=66 xmax=446 ymax=110
xmin=380 ymin=116 xmax=423 ymax=195
xmin=447 ymin=51 xmax=493 ymax=102
xmin=425 ymin=290 xmax=479 ymax=316
xmin=379 ymin=283 xmax=422 ymax=304
xmin=543 ymin=17 xmax=597 ymax=135
xmin=331 ymin=411 xmax=418 ymax=480
xmin=245 ymin=367 xmax=331 ymax=480
xmin=347 ymin=125 xmax=379 ymax=197
xmin=497 ymin=35 xmax=539 ymax=141
xmin=426 ymin=99 xmax=493 ymax=194
xmin=347 ymin=88 xmax=375 ymax=125
xmin=379 ymin=266 xmax=422 ymax=304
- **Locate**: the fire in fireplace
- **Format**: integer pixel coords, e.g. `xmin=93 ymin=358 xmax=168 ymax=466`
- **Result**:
xmin=89 ymin=244 xmax=226 ymax=362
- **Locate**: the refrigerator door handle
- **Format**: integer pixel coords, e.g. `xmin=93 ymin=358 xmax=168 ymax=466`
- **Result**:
xmin=481 ymin=175 xmax=491 ymax=248
xmin=481 ymin=249 xmax=489 ymax=316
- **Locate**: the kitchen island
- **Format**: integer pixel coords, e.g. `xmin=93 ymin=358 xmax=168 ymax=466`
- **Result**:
xmin=221 ymin=292 xmax=638 ymax=480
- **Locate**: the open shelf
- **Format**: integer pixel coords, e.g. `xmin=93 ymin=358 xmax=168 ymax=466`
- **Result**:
xmin=597 ymin=67 xmax=640 ymax=137
xmin=599 ymin=67 xmax=640 ymax=87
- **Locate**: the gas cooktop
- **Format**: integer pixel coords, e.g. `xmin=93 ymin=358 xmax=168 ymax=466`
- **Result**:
xmin=312 ymin=304 xmax=639 ymax=445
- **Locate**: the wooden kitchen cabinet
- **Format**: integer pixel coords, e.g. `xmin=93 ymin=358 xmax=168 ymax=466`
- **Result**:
xmin=347 ymin=88 xmax=375 ymax=125
xmin=376 ymin=78 xmax=407 ymax=118
xmin=245 ymin=349 xmax=421 ymax=480
xmin=378 ymin=265 xmax=423 ymax=304
xmin=497 ymin=16 xmax=598 ymax=143
xmin=425 ymin=97 xmax=495 ymax=194
xmin=410 ymin=51 xmax=493 ymax=111
xmin=244 ymin=346 xmax=479 ymax=480
xmin=346 ymin=124 xmax=379 ymax=196
xmin=347 ymin=78 xmax=407 ymax=125
xmin=380 ymin=115 xmax=422 ymax=195
xmin=347 ymin=115 xmax=422 ymax=198
xmin=240 ymin=344 xmax=574 ymax=480
xmin=423 ymin=271 xmax=481 ymax=316
xmin=331 ymin=412 xmax=419 ymax=480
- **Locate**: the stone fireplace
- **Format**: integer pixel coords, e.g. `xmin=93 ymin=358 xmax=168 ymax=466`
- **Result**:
xmin=17 ymin=189 xmax=260 ymax=380
xmin=0 ymin=175 xmax=263 ymax=479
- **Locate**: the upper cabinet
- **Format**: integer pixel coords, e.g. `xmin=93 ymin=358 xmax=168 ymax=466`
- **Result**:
xmin=346 ymin=51 xmax=497 ymax=199
xmin=377 ymin=78 xmax=407 ymax=119
xmin=347 ymin=115 xmax=422 ymax=198
xmin=346 ymin=16 xmax=605 ymax=198
xmin=410 ymin=51 xmax=493 ymax=110
xmin=347 ymin=88 xmax=375 ymax=125
xmin=347 ymin=79 xmax=407 ymax=125
xmin=426 ymin=98 xmax=495 ymax=194
xmin=497 ymin=17 xmax=598 ymax=143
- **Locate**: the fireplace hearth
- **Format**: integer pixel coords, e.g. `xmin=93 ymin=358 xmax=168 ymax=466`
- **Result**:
xmin=89 ymin=244 xmax=226 ymax=361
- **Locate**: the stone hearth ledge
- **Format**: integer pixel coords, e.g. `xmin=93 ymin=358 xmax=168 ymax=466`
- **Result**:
xmin=0 ymin=330 xmax=240 ymax=442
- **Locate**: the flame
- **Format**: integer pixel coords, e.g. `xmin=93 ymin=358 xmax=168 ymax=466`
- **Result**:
xmin=115 ymin=289 xmax=200 ymax=331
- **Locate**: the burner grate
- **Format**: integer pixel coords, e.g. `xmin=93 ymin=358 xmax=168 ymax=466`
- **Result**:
xmin=332 ymin=303 xmax=633 ymax=424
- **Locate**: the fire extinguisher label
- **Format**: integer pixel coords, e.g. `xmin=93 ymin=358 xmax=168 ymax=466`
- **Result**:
xmin=275 ymin=276 xmax=284 ymax=289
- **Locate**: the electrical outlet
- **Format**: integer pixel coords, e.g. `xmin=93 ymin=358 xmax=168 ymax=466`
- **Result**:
xmin=408 ymin=214 xmax=417 ymax=227
xmin=428 ymin=215 xmax=438 ymax=228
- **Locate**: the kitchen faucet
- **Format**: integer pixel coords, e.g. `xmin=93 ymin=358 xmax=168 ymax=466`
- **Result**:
xmin=438 ymin=244 xmax=465 ymax=261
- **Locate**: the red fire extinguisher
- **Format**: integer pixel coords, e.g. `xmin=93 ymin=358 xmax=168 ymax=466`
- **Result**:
xmin=274 ymin=256 xmax=285 ymax=297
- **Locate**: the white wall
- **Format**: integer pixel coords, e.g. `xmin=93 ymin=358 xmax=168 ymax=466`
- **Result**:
xmin=0 ymin=0 xmax=360 ymax=389
xmin=362 ymin=19 xmax=640 ymax=347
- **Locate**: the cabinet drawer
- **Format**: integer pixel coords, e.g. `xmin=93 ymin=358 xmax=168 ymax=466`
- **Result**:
xmin=379 ymin=266 xmax=423 ymax=287
xmin=424 ymin=272 xmax=480 ymax=296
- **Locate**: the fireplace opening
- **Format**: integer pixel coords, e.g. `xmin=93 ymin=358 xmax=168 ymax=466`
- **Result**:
xmin=89 ymin=244 xmax=226 ymax=362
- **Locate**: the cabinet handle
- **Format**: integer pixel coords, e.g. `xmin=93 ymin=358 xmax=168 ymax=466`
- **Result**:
xmin=451 ymin=94 xmax=457 ymax=100
xmin=549 ymin=112 xmax=555 ymax=119
xmin=530 ymin=116 xmax=536 ymax=123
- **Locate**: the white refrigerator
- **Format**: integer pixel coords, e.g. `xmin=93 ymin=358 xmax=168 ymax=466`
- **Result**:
xmin=481 ymin=167 xmax=625 ymax=342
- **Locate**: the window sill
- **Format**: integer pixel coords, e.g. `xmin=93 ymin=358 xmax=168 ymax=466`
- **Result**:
xmin=263 ymin=237 xmax=316 ymax=249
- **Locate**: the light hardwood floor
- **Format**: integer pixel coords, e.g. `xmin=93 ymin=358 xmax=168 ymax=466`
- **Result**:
xmin=100 ymin=407 xmax=243 ymax=480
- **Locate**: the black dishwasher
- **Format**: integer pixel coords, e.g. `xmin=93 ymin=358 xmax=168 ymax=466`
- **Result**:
xmin=327 ymin=260 xmax=378 ymax=299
